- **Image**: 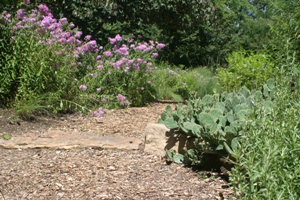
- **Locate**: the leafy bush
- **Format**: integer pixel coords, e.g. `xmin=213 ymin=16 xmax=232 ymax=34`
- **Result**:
xmin=217 ymin=51 xmax=275 ymax=91
xmin=151 ymin=65 xmax=219 ymax=102
xmin=158 ymin=79 xmax=276 ymax=166
xmin=230 ymin=87 xmax=300 ymax=199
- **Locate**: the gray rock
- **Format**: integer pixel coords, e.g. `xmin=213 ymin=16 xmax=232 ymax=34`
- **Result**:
xmin=143 ymin=123 xmax=195 ymax=157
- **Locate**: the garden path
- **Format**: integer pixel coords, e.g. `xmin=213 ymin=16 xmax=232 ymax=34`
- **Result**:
xmin=0 ymin=104 xmax=236 ymax=199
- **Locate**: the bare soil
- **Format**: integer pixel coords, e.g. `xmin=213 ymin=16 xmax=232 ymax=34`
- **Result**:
xmin=0 ymin=104 xmax=236 ymax=200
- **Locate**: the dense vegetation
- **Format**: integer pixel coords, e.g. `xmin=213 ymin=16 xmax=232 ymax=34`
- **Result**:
xmin=1 ymin=0 xmax=300 ymax=199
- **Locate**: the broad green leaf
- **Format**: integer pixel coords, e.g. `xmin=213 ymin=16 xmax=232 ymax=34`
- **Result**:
xmin=223 ymin=142 xmax=233 ymax=154
xmin=238 ymin=86 xmax=251 ymax=97
xmin=202 ymin=95 xmax=214 ymax=105
xmin=182 ymin=122 xmax=202 ymax=137
xmin=218 ymin=115 xmax=227 ymax=127
xmin=216 ymin=144 xmax=224 ymax=151
xmin=234 ymin=103 xmax=250 ymax=119
xmin=198 ymin=113 xmax=217 ymax=132
xmin=215 ymin=102 xmax=225 ymax=113
xmin=209 ymin=109 xmax=223 ymax=122
xmin=224 ymin=125 xmax=236 ymax=134
xmin=158 ymin=118 xmax=164 ymax=124
xmin=166 ymin=149 xmax=175 ymax=159
xmin=164 ymin=118 xmax=179 ymax=129
xmin=173 ymin=154 xmax=184 ymax=164
xmin=225 ymin=112 xmax=235 ymax=123
xmin=165 ymin=105 xmax=172 ymax=113
xmin=266 ymin=79 xmax=276 ymax=90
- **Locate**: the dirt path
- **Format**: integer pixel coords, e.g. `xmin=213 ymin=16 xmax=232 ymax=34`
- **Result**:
xmin=0 ymin=104 xmax=236 ymax=199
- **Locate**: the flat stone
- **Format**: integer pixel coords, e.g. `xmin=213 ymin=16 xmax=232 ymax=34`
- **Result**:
xmin=0 ymin=129 xmax=142 ymax=150
xmin=144 ymin=123 xmax=195 ymax=157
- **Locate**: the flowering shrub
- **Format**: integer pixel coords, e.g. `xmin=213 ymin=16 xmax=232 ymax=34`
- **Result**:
xmin=76 ymin=33 xmax=165 ymax=108
xmin=0 ymin=2 xmax=165 ymax=117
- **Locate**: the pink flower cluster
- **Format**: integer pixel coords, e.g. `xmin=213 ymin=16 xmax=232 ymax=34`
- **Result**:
xmin=117 ymin=94 xmax=130 ymax=106
xmin=93 ymin=107 xmax=105 ymax=118
xmin=2 ymin=4 xmax=98 ymax=59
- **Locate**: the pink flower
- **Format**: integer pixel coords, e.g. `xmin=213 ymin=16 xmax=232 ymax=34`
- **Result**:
xmin=79 ymin=84 xmax=87 ymax=91
xmin=135 ymin=44 xmax=147 ymax=51
xmin=109 ymin=37 xmax=116 ymax=44
xmin=85 ymin=35 xmax=92 ymax=41
xmin=156 ymin=43 xmax=165 ymax=49
xmin=75 ymin=31 xmax=82 ymax=38
xmin=103 ymin=51 xmax=112 ymax=57
xmin=117 ymin=94 xmax=126 ymax=101
xmin=141 ymin=87 xmax=144 ymax=90
xmin=137 ymin=58 xmax=143 ymax=63
xmin=102 ymin=98 xmax=108 ymax=104
xmin=67 ymin=36 xmax=75 ymax=43
xmin=115 ymin=34 xmax=122 ymax=41
xmin=59 ymin=18 xmax=68 ymax=24
xmin=97 ymin=65 xmax=104 ymax=69
xmin=59 ymin=38 xmax=66 ymax=44
xmin=127 ymin=38 xmax=134 ymax=43
xmin=97 ymin=88 xmax=102 ymax=92
xmin=38 ymin=4 xmax=49 ymax=16
xmin=61 ymin=32 xmax=71 ymax=38
xmin=133 ymin=64 xmax=140 ymax=70
xmin=152 ymin=52 xmax=159 ymax=58
xmin=93 ymin=108 xmax=105 ymax=118
xmin=124 ymin=67 xmax=130 ymax=73
xmin=17 ymin=9 xmax=26 ymax=19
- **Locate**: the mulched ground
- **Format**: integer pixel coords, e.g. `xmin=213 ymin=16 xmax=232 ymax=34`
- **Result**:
xmin=0 ymin=105 xmax=237 ymax=200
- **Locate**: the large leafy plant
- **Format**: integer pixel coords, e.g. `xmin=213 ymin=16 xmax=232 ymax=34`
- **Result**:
xmin=159 ymin=79 xmax=276 ymax=166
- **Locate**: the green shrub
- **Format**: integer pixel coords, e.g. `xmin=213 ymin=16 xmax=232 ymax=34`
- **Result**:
xmin=151 ymin=65 xmax=218 ymax=102
xmin=217 ymin=51 xmax=274 ymax=91
xmin=158 ymin=79 xmax=276 ymax=166
xmin=230 ymin=87 xmax=300 ymax=199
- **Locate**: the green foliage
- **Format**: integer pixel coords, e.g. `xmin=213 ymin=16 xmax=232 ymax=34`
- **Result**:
xmin=0 ymin=23 xmax=76 ymax=111
xmin=230 ymin=86 xmax=300 ymax=199
xmin=22 ymin=0 xmax=231 ymax=67
xmin=269 ymin=0 xmax=300 ymax=64
xmin=217 ymin=51 xmax=275 ymax=91
xmin=159 ymin=80 xmax=276 ymax=166
xmin=151 ymin=65 xmax=219 ymax=102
